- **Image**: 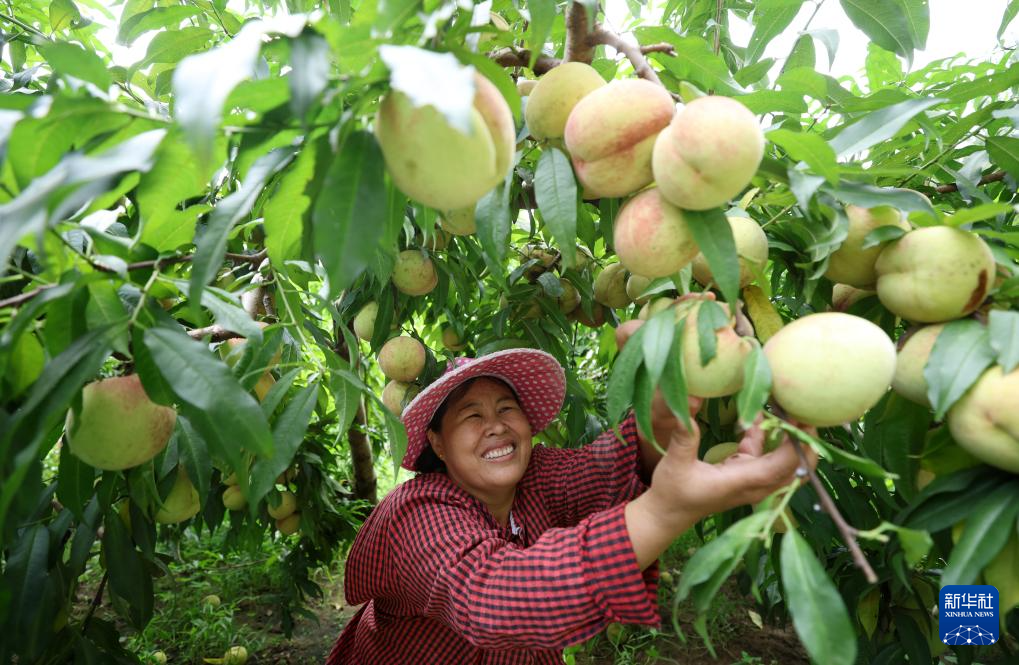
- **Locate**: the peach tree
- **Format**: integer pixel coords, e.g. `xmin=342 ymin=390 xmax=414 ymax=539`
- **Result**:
xmin=1 ymin=0 xmax=1018 ymax=663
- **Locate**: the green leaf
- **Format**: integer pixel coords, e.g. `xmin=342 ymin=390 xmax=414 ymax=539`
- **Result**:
xmin=827 ymin=181 xmax=937 ymax=217
xmin=534 ymin=147 xmax=578 ymax=268
xmin=288 ymin=33 xmax=331 ymax=120
xmin=6 ymin=524 xmax=50 ymax=635
xmin=783 ymin=34 xmax=816 ymax=73
xmin=885 ymin=524 xmax=933 ymax=567
xmin=986 ymin=136 xmax=1019 ymax=181
xmin=766 ymin=128 xmax=839 ymax=185
xmin=948 ymin=203 xmax=1014 ymax=228
xmin=999 ymin=0 xmax=1019 ymax=39
xmin=860 ymin=224 xmax=907 ymax=250
xmin=383 ymin=406 xmax=408 ymax=475
xmin=635 ymin=28 xmax=744 ymax=96
xmin=660 ymin=321 xmax=692 ymax=431
xmin=736 ymin=345 xmax=771 ymax=428
xmin=989 ymin=310 xmax=1019 ymax=373
xmin=177 ymin=418 xmax=212 ymax=509
xmin=747 ymin=0 xmax=805 ymax=63
xmin=894 ymin=0 xmax=930 ymax=51
xmin=312 ymin=131 xmax=386 ymax=298
xmin=37 ymin=42 xmax=111 ymax=89
xmin=172 ymin=17 xmax=307 ymax=160
xmin=781 ymin=530 xmax=858 ymax=665
xmin=103 ymin=507 xmax=154 ymax=628
xmin=676 ymin=511 xmax=772 ymax=607
xmin=924 ymin=319 xmax=996 ymax=420
xmin=607 ymin=322 xmax=648 ymax=423
xmin=249 ymin=382 xmax=319 ymax=509
xmin=143 ymin=327 xmax=274 ymax=459
xmin=49 ymin=0 xmax=82 ymax=32
xmin=839 ymin=0 xmax=917 ymax=59
xmin=527 ymin=0 xmax=556 ymax=70
xmin=829 ymin=97 xmax=943 ymax=158
xmin=57 ymin=443 xmax=96 ymax=522
xmin=190 ymin=147 xmax=294 ymax=314
xmin=264 ymin=143 xmax=316 ymax=267
xmin=941 ymin=482 xmax=1019 ymax=586
xmin=117 ymin=6 xmax=201 ymax=46
xmin=803 ymin=29 xmax=840 ymax=68
xmin=683 ymin=208 xmax=739 ymax=307
xmin=375 ymin=0 xmax=419 ymax=35
xmin=695 ymin=300 xmax=729 ymax=366
xmin=642 ymin=308 xmax=675 ymax=388
xmin=475 ymin=176 xmax=512 ymax=270
xmin=142 ymin=26 xmax=213 ymax=67
xmin=633 ymin=365 xmax=656 ymax=443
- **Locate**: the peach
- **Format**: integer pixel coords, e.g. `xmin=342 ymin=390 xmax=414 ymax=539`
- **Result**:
xmin=652 ymin=95 xmax=764 ymax=211
xmin=691 ymin=215 xmax=768 ymax=288
xmin=593 ymin=263 xmax=631 ymax=309
xmin=392 ymin=250 xmax=438 ymax=296
xmin=875 ymin=227 xmax=996 ymax=323
xmin=764 ymin=312 xmax=895 ymax=427
xmin=564 ymin=79 xmax=675 ymax=198
xmin=675 ymin=300 xmax=756 ymax=398
xmin=891 ymin=324 xmax=946 ymax=407
xmin=65 ymin=375 xmax=176 ymax=471
xmin=525 ymin=62 xmax=606 ymax=140
xmin=831 ymin=284 xmax=875 ymax=312
xmin=613 ymin=188 xmax=698 ymax=278
xmin=825 ymin=205 xmax=911 ymax=288
xmin=625 ymin=274 xmax=652 ymax=305
xmin=378 ymin=336 xmax=426 ymax=382
xmin=353 ymin=302 xmax=379 ymax=341
xmin=947 ymin=366 xmax=1019 ymax=473
xmin=440 ymin=207 xmax=477 ymax=235
xmin=154 ymin=469 xmax=201 ymax=524
xmin=375 ymin=73 xmax=515 ymax=210
xmin=382 ymin=380 xmax=420 ymax=416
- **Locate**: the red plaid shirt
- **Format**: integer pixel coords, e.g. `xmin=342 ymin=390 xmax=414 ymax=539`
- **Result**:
xmin=325 ymin=415 xmax=660 ymax=664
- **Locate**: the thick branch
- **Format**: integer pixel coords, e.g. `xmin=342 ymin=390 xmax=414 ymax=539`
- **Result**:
xmin=935 ymin=169 xmax=1007 ymax=194
xmin=588 ymin=26 xmax=662 ymax=86
xmin=489 ymin=48 xmax=561 ymax=75
xmin=186 ymin=325 xmax=245 ymax=341
xmin=790 ymin=436 xmax=878 ymax=584
xmin=564 ymin=2 xmax=595 ymax=64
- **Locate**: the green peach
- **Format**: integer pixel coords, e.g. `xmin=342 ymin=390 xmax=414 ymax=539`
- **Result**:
xmin=825 ymin=205 xmax=911 ymax=288
xmin=892 ymin=324 xmax=946 ymax=407
xmin=392 ymin=250 xmax=438 ymax=296
xmin=691 ymin=215 xmax=768 ymax=288
xmin=525 ymin=62 xmax=605 ymax=140
xmin=375 ymin=73 xmax=515 ymax=210
xmin=947 ymin=366 xmax=1019 ymax=473
xmin=378 ymin=336 xmax=426 ymax=382
xmin=875 ymin=226 xmax=996 ymax=323
xmin=676 ymin=300 xmax=756 ymax=398
xmin=593 ymin=263 xmax=631 ymax=309
xmin=155 ymin=469 xmax=200 ymax=524
xmin=764 ymin=312 xmax=896 ymax=427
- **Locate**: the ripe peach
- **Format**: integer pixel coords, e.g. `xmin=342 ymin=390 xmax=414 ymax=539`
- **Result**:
xmin=564 ymin=79 xmax=675 ymax=198
xmin=691 ymin=215 xmax=768 ymax=288
xmin=652 ymin=95 xmax=763 ymax=211
xmin=831 ymin=284 xmax=875 ymax=312
xmin=613 ymin=188 xmax=698 ymax=278
xmin=392 ymin=250 xmax=438 ymax=296
xmin=825 ymin=205 xmax=910 ymax=288
xmin=764 ymin=313 xmax=895 ymax=427
xmin=875 ymin=227 xmax=996 ymax=323
xmin=378 ymin=336 xmax=426 ymax=382
xmin=375 ymin=73 xmax=515 ymax=210
xmin=525 ymin=62 xmax=606 ymax=140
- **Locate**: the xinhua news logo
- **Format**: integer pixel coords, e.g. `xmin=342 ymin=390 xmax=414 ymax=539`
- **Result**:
xmin=939 ymin=585 xmax=999 ymax=646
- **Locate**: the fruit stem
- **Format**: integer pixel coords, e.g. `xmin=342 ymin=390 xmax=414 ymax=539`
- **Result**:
xmin=785 ymin=428 xmax=879 ymax=584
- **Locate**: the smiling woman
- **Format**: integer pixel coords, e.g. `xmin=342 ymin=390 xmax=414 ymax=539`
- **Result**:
xmin=325 ymin=342 xmax=814 ymax=664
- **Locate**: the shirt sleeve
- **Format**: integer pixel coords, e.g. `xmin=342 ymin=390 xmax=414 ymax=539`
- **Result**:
xmin=533 ymin=413 xmax=646 ymax=528
xmin=389 ymin=493 xmax=659 ymax=650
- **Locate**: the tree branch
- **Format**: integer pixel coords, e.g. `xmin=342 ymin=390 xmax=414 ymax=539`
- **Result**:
xmin=935 ymin=169 xmax=1007 ymax=194
xmin=789 ymin=435 xmax=878 ymax=584
xmin=588 ymin=26 xmax=663 ymax=86
xmin=564 ymin=2 xmax=595 ymax=64
xmin=0 ymin=284 xmax=54 ymax=310
xmin=488 ymin=47 xmax=561 ymax=75
xmin=186 ymin=325 xmax=245 ymax=342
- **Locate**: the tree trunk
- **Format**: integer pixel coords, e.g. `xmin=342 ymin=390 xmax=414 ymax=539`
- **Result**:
xmin=348 ymin=401 xmax=377 ymax=503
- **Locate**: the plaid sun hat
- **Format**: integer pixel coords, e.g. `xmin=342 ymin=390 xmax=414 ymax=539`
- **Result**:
xmin=399 ymin=349 xmax=566 ymax=471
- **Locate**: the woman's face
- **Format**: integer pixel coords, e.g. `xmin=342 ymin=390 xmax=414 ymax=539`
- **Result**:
xmin=426 ymin=378 xmax=533 ymax=503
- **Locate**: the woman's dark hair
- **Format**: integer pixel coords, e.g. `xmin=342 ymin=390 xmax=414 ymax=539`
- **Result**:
xmin=416 ymin=376 xmax=519 ymax=474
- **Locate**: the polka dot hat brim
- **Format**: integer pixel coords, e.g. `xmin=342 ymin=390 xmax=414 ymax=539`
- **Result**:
xmin=399 ymin=348 xmax=566 ymax=471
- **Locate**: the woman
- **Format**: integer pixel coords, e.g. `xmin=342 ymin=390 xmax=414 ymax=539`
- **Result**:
xmin=326 ymin=321 xmax=815 ymax=664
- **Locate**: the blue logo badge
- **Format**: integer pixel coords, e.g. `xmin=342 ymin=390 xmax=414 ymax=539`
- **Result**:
xmin=939 ymin=585 xmax=999 ymax=646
